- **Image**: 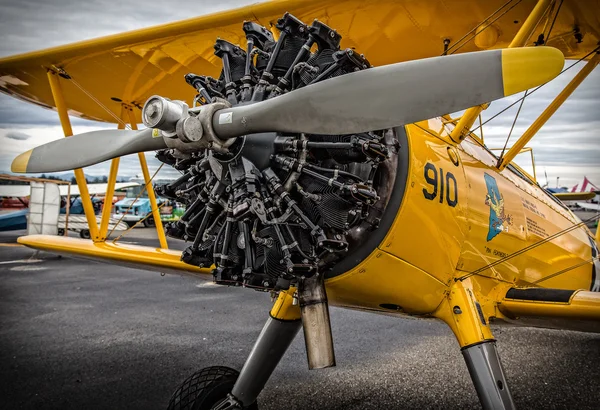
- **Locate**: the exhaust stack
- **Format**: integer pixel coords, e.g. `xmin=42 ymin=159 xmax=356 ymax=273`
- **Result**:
xmin=298 ymin=274 xmax=336 ymax=369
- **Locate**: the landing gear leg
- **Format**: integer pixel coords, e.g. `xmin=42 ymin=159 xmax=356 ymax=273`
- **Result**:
xmin=230 ymin=288 xmax=302 ymax=407
xmin=167 ymin=289 xmax=301 ymax=410
xmin=435 ymin=278 xmax=516 ymax=410
xmin=462 ymin=340 xmax=515 ymax=409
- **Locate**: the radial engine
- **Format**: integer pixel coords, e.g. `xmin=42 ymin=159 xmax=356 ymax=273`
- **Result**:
xmin=150 ymin=14 xmax=400 ymax=293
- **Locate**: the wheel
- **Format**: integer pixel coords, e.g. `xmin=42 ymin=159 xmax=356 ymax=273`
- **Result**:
xmin=79 ymin=229 xmax=91 ymax=239
xmin=167 ymin=366 xmax=258 ymax=410
xmin=57 ymin=228 xmax=65 ymax=236
xmin=144 ymin=214 xmax=156 ymax=228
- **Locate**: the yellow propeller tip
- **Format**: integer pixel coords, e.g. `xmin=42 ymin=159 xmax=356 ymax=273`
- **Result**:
xmin=501 ymin=46 xmax=564 ymax=96
xmin=11 ymin=150 xmax=32 ymax=173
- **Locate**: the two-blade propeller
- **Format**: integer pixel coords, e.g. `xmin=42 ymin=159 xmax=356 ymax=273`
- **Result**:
xmin=12 ymin=128 xmax=166 ymax=173
xmin=12 ymin=47 xmax=563 ymax=174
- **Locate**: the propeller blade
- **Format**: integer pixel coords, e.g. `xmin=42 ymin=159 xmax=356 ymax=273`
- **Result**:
xmin=11 ymin=128 xmax=166 ymax=173
xmin=212 ymin=47 xmax=563 ymax=138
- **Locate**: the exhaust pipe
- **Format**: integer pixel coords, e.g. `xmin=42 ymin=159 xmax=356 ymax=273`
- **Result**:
xmin=298 ymin=274 xmax=336 ymax=369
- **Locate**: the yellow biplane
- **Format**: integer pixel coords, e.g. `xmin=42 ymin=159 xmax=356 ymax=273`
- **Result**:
xmin=2 ymin=0 xmax=600 ymax=408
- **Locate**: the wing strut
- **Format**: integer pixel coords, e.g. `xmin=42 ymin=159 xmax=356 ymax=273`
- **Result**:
xmin=126 ymin=107 xmax=168 ymax=249
xmin=46 ymin=70 xmax=100 ymax=240
xmin=449 ymin=0 xmax=553 ymax=144
xmin=497 ymin=51 xmax=600 ymax=170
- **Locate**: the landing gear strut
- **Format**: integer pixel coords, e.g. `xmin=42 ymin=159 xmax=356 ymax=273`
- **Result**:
xmin=435 ymin=278 xmax=516 ymax=410
xmin=462 ymin=341 xmax=515 ymax=409
xmin=167 ymin=289 xmax=303 ymax=409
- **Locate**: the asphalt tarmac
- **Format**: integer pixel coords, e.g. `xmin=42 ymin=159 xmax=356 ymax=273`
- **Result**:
xmin=1 ymin=228 xmax=599 ymax=409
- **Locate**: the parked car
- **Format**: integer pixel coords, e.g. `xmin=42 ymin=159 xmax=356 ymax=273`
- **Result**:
xmin=112 ymin=185 xmax=163 ymax=227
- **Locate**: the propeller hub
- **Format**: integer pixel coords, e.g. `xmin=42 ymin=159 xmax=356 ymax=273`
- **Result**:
xmin=142 ymin=95 xmax=187 ymax=135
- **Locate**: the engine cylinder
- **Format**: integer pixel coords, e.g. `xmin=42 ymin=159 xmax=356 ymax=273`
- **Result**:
xmin=155 ymin=13 xmax=399 ymax=295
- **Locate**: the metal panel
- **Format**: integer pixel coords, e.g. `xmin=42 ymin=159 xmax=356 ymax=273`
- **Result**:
xmin=27 ymin=182 xmax=60 ymax=236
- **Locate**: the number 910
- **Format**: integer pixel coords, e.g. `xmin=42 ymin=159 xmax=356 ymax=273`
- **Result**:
xmin=423 ymin=162 xmax=458 ymax=207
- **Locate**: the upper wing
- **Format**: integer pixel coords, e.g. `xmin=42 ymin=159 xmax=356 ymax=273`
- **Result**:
xmin=0 ymin=0 xmax=598 ymax=123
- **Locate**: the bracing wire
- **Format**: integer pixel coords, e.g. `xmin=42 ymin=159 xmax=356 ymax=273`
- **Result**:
xmin=543 ymin=0 xmax=563 ymax=44
xmin=462 ymin=46 xmax=600 ymax=141
xmin=457 ymin=213 xmax=600 ymax=281
xmin=533 ymin=256 xmax=598 ymax=284
xmin=55 ymin=68 xmax=168 ymax=242
xmin=442 ymin=0 xmax=520 ymax=55
xmin=498 ymin=89 xmax=528 ymax=162
xmin=67 ymin=76 xmax=132 ymax=130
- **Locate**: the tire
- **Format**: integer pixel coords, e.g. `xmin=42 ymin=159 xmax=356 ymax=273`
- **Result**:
xmin=167 ymin=366 xmax=258 ymax=410
xmin=144 ymin=214 xmax=156 ymax=228
xmin=57 ymin=228 xmax=65 ymax=236
xmin=79 ymin=229 xmax=91 ymax=239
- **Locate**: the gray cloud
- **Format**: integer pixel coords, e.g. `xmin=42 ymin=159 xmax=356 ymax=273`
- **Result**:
xmin=0 ymin=94 xmax=102 ymax=127
xmin=5 ymin=130 xmax=30 ymax=140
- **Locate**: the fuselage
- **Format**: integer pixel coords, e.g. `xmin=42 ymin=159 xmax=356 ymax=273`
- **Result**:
xmin=325 ymin=118 xmax=596 ymax=317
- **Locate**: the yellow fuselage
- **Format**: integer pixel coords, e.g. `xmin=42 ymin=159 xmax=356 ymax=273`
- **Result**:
xmin=326 ymin=119 xmax=595 ymax=319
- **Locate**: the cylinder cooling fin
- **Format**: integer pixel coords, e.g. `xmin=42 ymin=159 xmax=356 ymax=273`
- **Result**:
xmin=155 ymin=13 xmax=403 ymax=291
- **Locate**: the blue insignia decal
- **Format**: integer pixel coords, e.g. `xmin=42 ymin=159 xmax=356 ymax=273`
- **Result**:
xmin=484 ymin=173 xmax=513 ymax=241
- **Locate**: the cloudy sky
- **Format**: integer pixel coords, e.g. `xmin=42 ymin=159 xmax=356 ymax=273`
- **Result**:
xmin=0 ymin=0 xmax=598 ymax=188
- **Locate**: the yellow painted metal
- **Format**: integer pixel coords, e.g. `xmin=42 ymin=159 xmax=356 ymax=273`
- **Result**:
xmin=380 ymin=124 xmax=468 ymax=286
xmin=449 ymin=0 xmax=552 ymax=144
xmin=507 ymin=158 xmax=536 ymax=184
xmin=457 ymin=134 xmax=593 ymax=291
xmin=137 ymin=152 xmax=168 ymax=248
xmin=498 ymin=52 xmax=600 ymax=170
xmin=17 ymin=234 xmax=211 ymax=277
xmin=126 ymin=108 xmax=168 ymax=249
xmin=324 ymin=120 xmax=596 ymax=321
xmin=529 ymin=147 xmax=536 ymax=182
xmin=596 ymin=224 xmax=600 ymax=246
xmin=47 ymin=70 xmax=100 ymax=241
xmin=489 ymin=147 xmax=537 ymax=183
xmin=326 ymin=248 xmax=448 ymax=315
xmin=270 ymin=287 xmax=301 ymax=321
xmin=499 ymin=290 xmax=600 ymax=320
xmin=508 ymin=0 xmax=552 ymax=48
xmin=10 ymin=149 xmax=32 ymax=173
xmin=434 ymin=278 xmax=495 ymax=347
xmin=500 ymin=47 xmax=564 ymax=96
xmin=449 ymin=105 xmax=487 ymax=144
xmin=269 ymin=24 xmax=280 ymax=42
xmin=553 ymin=192 xmax=596 ymax=201
xmin=1 ymin=0 xmax=599 ymax=124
